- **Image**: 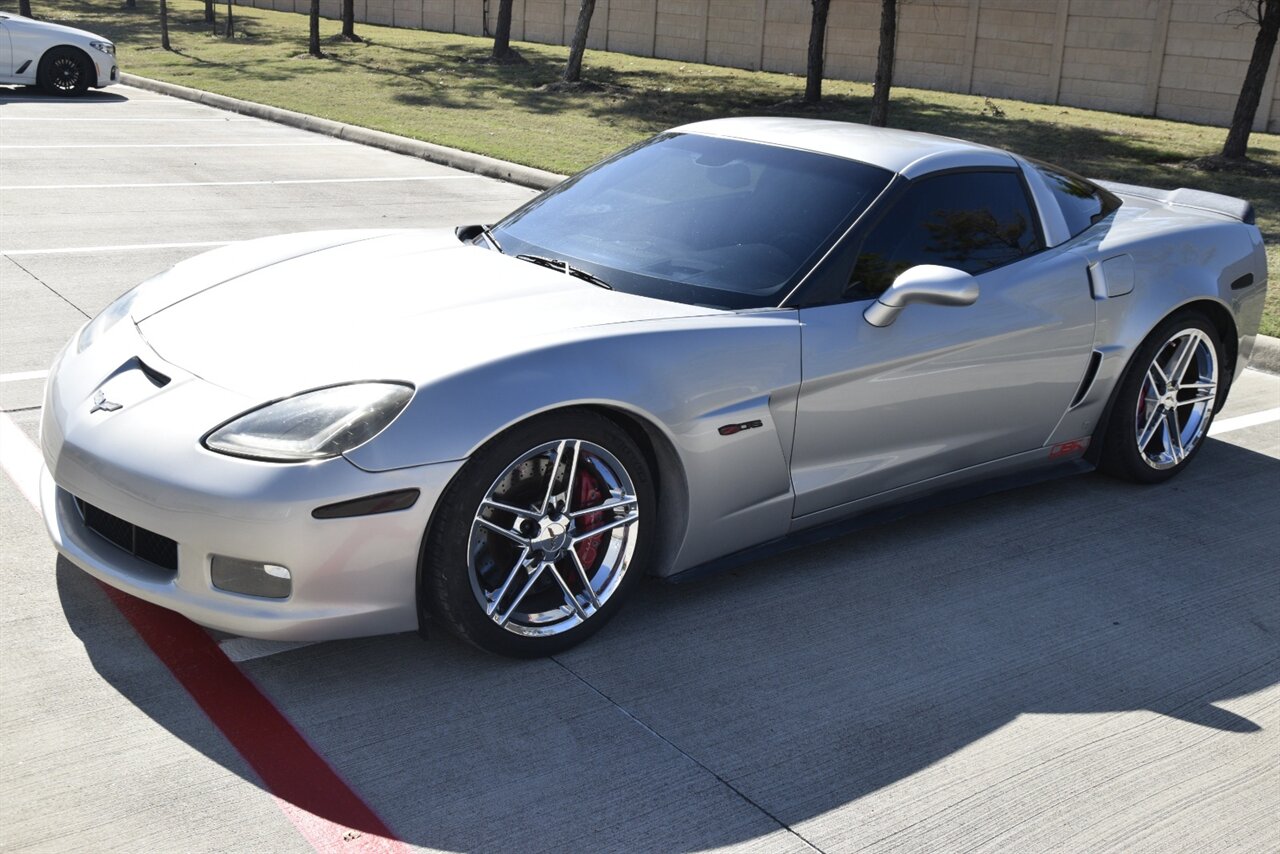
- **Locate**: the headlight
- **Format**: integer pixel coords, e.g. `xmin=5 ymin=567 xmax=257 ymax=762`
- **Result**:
xmin=204 ymin=382 xmax=414 ymax=462
xmin=78 ymin=286 xmax=139 ymax=353
xmin=89 ymin=41 xmax=115 ymax=55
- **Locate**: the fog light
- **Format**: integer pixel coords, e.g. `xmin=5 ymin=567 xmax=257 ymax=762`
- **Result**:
xmin=211 ymin=555 xmax=292 ymax=599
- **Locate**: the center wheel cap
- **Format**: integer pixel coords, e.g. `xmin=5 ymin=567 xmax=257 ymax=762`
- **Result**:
xmin=533 ymin=520 xmax=570 ymax=559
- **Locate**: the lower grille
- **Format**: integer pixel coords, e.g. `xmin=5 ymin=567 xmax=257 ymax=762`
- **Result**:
xmin=73 ymin=497 xmax=179 ymax=572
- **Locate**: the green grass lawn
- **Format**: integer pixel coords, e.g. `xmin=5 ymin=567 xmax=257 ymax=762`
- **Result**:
xmin=18 ymin=0 xmax=1280 ymax=335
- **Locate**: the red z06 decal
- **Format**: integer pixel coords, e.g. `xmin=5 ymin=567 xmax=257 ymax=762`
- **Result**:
xmin=1049 ymin=438 xmax=1089 ymax=459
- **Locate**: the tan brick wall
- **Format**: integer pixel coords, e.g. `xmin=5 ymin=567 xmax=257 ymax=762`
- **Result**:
xmin=970 ymin=0 xmax=1058 ymax=102
xmin=824 ymin=0 xmax=880 ymax=82
xmin=893 ymin=0 xmax=969 ymax=93
xmin=605 ymin=0 xmax=655 ymax=56
xmin=705 ymin=0 xmax=764 ymax=69
xmin=1056 ymin=0 xmax=1153 ymax=115
xmin=239 ymin=0 xmax=1280 ymax=131
xmin=423 ymin=0 xmax=452 ymax=31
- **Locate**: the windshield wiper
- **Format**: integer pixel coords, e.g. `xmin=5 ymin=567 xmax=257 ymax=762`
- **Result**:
xmin=479 ymin=224 xmax=504 ymax=253
xmin=515 ymin=254 xmax=614 ymax=290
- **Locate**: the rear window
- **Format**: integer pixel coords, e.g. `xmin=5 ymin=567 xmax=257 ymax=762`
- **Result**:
xmin=1029 ymin=160 xmax=1121 ymax=237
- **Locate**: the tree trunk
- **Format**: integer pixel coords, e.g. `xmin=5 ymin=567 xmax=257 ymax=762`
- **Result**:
xmin=204 ymin=0 xmax=215 ymax=24
xmin=563 ymin=0 xmax=596 ymax=82
xmin=492 ymin=0 xmax=516 ymax=60
xmin=19 ymin=0 xmax=32 ymax=17
xmin=226 ymin=0 xmax=234 ymax=37
xmin=342 ymin=0 xmax=359 ymax=40
xmin=869 ymin=0 xmax=897 ymax=126
xmin=804 ymin=0 xmax=830 ymax=103
xmin=160 ymin=0 xmax=171 ymax=50
xmin=309 ymin=0 xmax=322 ymax=57
xmin=1222 ymin=0 xmax=1280 ymax=159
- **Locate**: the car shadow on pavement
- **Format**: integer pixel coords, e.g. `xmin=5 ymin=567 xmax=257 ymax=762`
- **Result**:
xmin=59 ymin=437 xmax=1280 ymax=850
xmin=0 ymin=87 xmax=130 ymax=103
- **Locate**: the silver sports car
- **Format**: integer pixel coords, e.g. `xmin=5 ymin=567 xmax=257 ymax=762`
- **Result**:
xmin=41 ymin=118 xmax=1268 ymax=656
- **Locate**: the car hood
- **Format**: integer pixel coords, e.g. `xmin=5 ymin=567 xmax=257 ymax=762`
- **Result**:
xmin=135 ymin=229 xmax=721 ymax=399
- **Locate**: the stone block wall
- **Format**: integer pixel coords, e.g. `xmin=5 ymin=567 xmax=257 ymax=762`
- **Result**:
xmin=239 ymin=0 xmax=1280 ymax=131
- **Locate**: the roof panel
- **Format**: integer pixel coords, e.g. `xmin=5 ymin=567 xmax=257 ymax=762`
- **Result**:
xmin=672 ymin=117 xmax=1016 ymax=176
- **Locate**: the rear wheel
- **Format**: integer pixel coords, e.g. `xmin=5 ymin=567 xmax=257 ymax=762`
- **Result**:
xmin=423 ymin=410 xmax=652 ymax=657
xmin=1101 ymin=311 xmax=1222 ymax=483
xmin=39 ymin=47 xmax=93 ymax=96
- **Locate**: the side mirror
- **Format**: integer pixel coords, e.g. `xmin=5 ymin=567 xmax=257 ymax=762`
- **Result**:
xmin=863 ymin=265 xmax=978 ymax=327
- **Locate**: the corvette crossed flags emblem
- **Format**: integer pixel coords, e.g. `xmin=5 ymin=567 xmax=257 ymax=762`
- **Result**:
xmin=89 ymin=389 xmax=122 ymax=414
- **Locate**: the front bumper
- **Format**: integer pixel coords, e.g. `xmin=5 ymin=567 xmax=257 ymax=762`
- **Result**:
xmin=40 ymin=332 xmax=463 ymax=641
xmin=92 ymin=58 xmax=119 ymax=88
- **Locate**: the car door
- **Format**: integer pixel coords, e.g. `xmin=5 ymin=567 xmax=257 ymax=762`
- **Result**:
xmin=789 ymin=168 xmax=1096 ymax=518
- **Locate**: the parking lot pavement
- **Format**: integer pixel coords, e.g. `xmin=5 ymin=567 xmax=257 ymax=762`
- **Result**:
xmin=2 ymin=85 xmax=1278 ymax=853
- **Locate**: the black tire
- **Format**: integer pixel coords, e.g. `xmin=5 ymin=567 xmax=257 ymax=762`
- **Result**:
xmin=39 ymin=47 xmax=93 ymax=96
xmin=422 ymin=409 xmax=654 ymax=657
xmin=1100 ymin=310 xmax=1223 ymax=484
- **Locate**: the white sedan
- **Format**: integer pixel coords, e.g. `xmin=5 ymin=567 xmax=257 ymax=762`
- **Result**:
xmin=0 ymin=11 xmax=118 ymax=95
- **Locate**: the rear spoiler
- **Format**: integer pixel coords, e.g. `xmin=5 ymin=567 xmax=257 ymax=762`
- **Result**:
xmin=1095 ymin=180 xmax=1255 ymax=225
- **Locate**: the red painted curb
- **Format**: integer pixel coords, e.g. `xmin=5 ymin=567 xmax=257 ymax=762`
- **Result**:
xmin=99 ymin=582 xmax=408 ymax=854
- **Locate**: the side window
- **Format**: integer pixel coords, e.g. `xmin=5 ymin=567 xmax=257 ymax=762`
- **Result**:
xmin=1030 ymin=160 xmax=1121 ymax=237
xmin=849 ymin=171 xmax=1043 ymax=299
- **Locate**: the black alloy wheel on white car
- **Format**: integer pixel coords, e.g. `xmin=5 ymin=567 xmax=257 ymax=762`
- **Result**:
xmin=39 ymin=46 xmax=92 ymax=96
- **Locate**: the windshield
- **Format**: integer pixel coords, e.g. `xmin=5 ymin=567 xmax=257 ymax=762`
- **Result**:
xmin=492 ymin=133 xmax=893 ymax=309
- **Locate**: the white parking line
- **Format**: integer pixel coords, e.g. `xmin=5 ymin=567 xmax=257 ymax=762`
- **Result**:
xmin=0 ymin=410 xmax=316 ymax=661
xmin=1209 ymin=406 xmax=1280 ymax=436
xmin=218 ymin=637 xmax=317 ymax=662
xmin=0 ymin=116 xmax=256 ymax=122
xmin=0 ymin=411 xmax=43 ymax=509
xmin=0 ymin=97 xmax=172 ymax=103
xmin=0 ymin=142 xmax=347 ymax=150
xmin=2 ymin=240 xmax=230 ymax=256
xmin=0 ymin=370 xmax=49 ymax=384
xmin=2 ymin=175 xmax=476 ymax=191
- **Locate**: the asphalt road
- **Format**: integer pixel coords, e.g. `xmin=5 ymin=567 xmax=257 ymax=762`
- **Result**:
xmin=2 ymin=85 xmax=1278 ymax=854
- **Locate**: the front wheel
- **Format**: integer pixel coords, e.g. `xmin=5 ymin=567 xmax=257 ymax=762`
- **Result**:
xmin=39 ymin=47 xmax=93 ymax=96
xmin=423 ymin=410 xmax=652 ymax=657
xmin=1100 ymin=311 xmax=1223 ymax=483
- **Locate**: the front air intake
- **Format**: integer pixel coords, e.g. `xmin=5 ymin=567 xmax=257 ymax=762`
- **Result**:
xmin=73 ymin=496 xmax=179 ymax=572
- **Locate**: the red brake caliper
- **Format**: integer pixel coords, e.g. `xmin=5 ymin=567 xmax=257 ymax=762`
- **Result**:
xmin=573 ymin=464 xmax=608 ymax=573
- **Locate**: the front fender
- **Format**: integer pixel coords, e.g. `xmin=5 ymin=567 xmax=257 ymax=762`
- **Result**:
xmin=346 ymin=311 xmax=803 ymax=573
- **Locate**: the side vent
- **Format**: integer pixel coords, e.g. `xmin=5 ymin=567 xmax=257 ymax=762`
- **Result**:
xmin=1070 ymin=351 xmax=1102 ymax=409
xmin=136 ymin=358 xmax=171 ymax=388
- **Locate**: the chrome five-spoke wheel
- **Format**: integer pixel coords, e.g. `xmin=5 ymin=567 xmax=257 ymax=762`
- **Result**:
xmin=1134 ymin=327 xmax=1218 ymax=470
xmin=424 ymin=410 xmax=652 ymax=656
xmin=469 ymin=439 xmax=640 ymax=637
xmin=1102 ymin=311 xmax=1223 ymax=484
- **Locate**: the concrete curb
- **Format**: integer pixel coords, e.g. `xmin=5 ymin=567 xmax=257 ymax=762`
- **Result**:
xmin=119 ymin=73 xmax=566 ymax=192
xmin=1250 ymin=334 xmax=1280 ymax=374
